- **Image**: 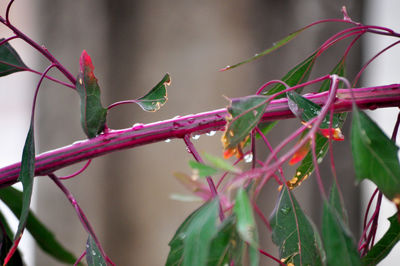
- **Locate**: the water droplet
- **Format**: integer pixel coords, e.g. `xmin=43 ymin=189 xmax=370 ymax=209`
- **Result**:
xmin=192 ymin=134 xmax=201 ymax=140
xmin=132 ymin=123 xmax=144 ymax=129
xmin=280 ymin=206 xmax=291 ymax=215
xmin=173 ymin=115 xmax=181 ymax=119
xmin=206 ymin=131 xmax=216 ymax=136
xmin=165 ymin=139 xmax=171 ymax=143
xmin=244 ymin=154 xmax=253 ymax=163
xmin=317 ymin=157 xmax=323 ymax=163
xmin=86 ymin=244 xmax=89 ymax=248
xmin=225 ymin=65 xmax=230 ymax=69
xmin=92 ymin=250 xmax=96 ymax=256
xmin=254 ymin=53 xmax=259 ymax=57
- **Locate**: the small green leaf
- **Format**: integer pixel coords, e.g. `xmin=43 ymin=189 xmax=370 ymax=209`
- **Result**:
xmin=222 ymin=27 xmax=307 ymax=70
xmin=166 ymin=199 xmax=219 ymax=266
xmin=189 ymin=161 xmax=218 ymax=178
xmin=76 ymin=50 xmax=107 ymax=138
xmin=0 ymin=187 xmax=78 ymax=264
xmin=269 ymin=186 xmax=325 ymax=265
xmin=222 ymin=95 xmax=269 ymax=150
xmin=319 ymin=58 xmax=346 ymax=92
xmin=351 ymin=107 xmax=400 ymax=201
xmin=0 ymin=38 xmax=27 ymax=77
xmin=363 ymin=212 xmax=400 ymax=265
xmin=136 ymin=73 xmax=170 ymax=112
xmin=207 ymin=215 xmax=244 ymax=266
xmin=322 ymin=200 xmax=360 ymax=266
xmin=234 ymin=188 xmax=259 ymax=266
xmin=263 ymin=52 xmax=317 ymax=98
xmin=86 ymin=235 xmax=106 ymax=266
xmin=286 ymin=90 xmax=341 ymax=129
xmin=203 ymin=153 xmax=241 ymax=174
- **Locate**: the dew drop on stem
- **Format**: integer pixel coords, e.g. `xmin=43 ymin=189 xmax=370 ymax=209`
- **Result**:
xmin=206 ymin=131 xmax=216 ymax=136
xmin=165 ymin=139 xmax=171 ymax=143
xmin=192 ymin=134 xmax=200 ymax=140
xmin=244 ymin=153 xmax=253 ymax=163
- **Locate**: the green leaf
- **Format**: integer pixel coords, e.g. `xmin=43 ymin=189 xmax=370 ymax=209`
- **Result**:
xmin=222 ymin=27 xmax=307 ymax=70
xmin=166 ymin=199 xmax=219 ymax=266
xmin=269 ymin=186 xmax=325 ymax=265
xmin=351 ymin=107 xmax=400 ymax=201
xmin=322 ymin=201 xmax=359 ymax=266
xmin=207 ymin=215 xmax=244 ymax=266
xmin=222 ymin=95 xmax=269 ymax=149
xmin=329 ymin=183 xmax=348 ymax=224
xmin=234 ymin=188 xmax=259 ymax=266
xmin=363 ymin=212 xmax=400 ymax=265
xmin=136 ymin=73 xmax=170 ymax=112
xmin=286 ymin=91 xmax=341 ymax=129
xmin=86 ymin=235 xmax=106 ymax=266
xmin=0 ymin=187 xmax=78 ymax=264
xmin=6 ymin=123 xmax=35 ymax=262
xmin=0 ymin=38 xmax=27 ymax=77
xmin=263 ymin=52 xmax=317 ymax=99
xmin=76 ymin=50 xmax=107 ymax=138
xmin=318 ymin=58 xmax=345 ymax=92
xmin=203 ymin=153 xmax=241 ymax=174
xmin=189 ymin=161 xmax=218 ymax=178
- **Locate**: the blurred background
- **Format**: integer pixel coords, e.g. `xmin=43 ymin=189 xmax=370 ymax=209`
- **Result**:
xmin=1 ymin=0 xmax=399 ymax=265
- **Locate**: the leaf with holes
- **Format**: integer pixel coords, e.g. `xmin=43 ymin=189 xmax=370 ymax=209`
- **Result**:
xmin=351 ymin=106 xmax=400 ymax=201
xmin=166 ymin=199 xmax=219 ymax=266
xmin=4 ymin=123 xmax=35 ymax=265
xmin=263 ymin=52 xmax=317 ymax=99
xmin=0 ymin=38 xmax=27 ymax=77
xmin=222 ymin=95 xmax=269 ymax=151
xmin=322 ymin=200 xmax=359 ymax=266
xmin=76 ymin=50 xmax=107 ymax=138
xmin=136 ymin=73 xmax=170 ymax=112
xmin=0 ymin=187 xmax=78 ymax=264
xmin=363 ymin=212 xmax=400 ymax=265
xmin=221 ymin=26 xmax=308 ymax=71
xmin=86 ymin=235 xmax=106 ymax=266
xmin=269 ymin=186 xmax=325 ymax=265
xmin=207 ymin=215 xmax=244 ymax=266
xmin=234 ymin=188 xmax=259 ymax=266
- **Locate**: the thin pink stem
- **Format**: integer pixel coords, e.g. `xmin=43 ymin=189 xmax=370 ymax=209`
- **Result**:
xmin=258 ymin=247 xmax=285 ymax=265
xmin=58 ymin=160 xmax=92 ymax=180
xmin=107 ymin=100 xmax=138 ymax=110
xmin=74 ymin=250 xmax=86 ymax=266
xmin=5 ymin=0 xmax=15 ymax=24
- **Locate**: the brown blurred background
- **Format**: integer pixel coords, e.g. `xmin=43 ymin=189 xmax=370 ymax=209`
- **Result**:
xmin=4 ymin=0 xmax=364 ymax=265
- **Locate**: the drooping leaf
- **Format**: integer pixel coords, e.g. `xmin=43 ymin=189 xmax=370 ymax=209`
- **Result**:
xmin=0 ymin=215 xmax=23 ymax=266
xmin=0 ymin=187 xmax=78 ymax=264
xmin=136 ymin=73 xmax=170 ymax=112
xmin=263 ymin=52 xmax=317 ymax=98
xmin=322 ymin=200 xmax=360 ymax=266
xmin=86 ymin=235 xmax=106 ymax=266
xmin=76 ymin=50 xmax=107 ymax=138
xmin=166 ymin=199 xmax=219 ymax=266
xmin=189 ymin=161 xmax=218 ymax=178
xmin=5 ymin=123 xmax=35 ymax=264
xmin=351 ymin=106 xmax=400 ymax=201
xmin=222 ymin=95 xmax=269 ymax=151
xmin=234 ymin=188 xmax=259 ymax=266
xmin=362 ymin=212 xmax=400 ymax=265
xmin=221 ymin=27 xmax=307 ymax=71
xmin=269 ymin=186 xmax=325 ymax=265
xmin=318 ymin=57 xmax=346 ymax=92
xmin=207 ymin=215 xmax=244 ymax=266
xmin=203 ymin=153 xmax=241 ymax=174
xmin=0 ymin=38 xmax=27 ymax=77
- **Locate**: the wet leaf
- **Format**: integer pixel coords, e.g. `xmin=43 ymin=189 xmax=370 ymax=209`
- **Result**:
xmin=76 ymin=50 xmax=107 ymax=138
xmin=0 ymin=38 xmax=27 ymax=77
xmin=263 ymin=52 xmax=317 ymax=99
xmin=166 ymin=199 xmax=219 ymax=266
xmin=221 ymin=27 xmax=307 ymax=71
xmin=351 ymin=106 xmax=400 ymax=201
xmin=5 ymin=123 xmax=35 ymax=264
xmin=363 ymin=212 xmax=400 ymax=265
xmin=222 ymin=95 xmax=269 ymax=150
xmin=322 ymin=201 xmax=360 ymax=266
xmin=319 ymin=58 xmax=346 ymax=92
xmin=189 ymin=161 xmax=218 ymax=178
xmin=269 ymin=186 xmax=325 ymax=265
xmin=86 ymin=235 xmax=106 ymax=266
xmin=136 ymin=73 xmax=170 ymax=112
xmin=234 ymin=188 xmax=259 ymax=266
xmin=0 ymin=187 xmax=78 ymax=264
xmin=207 ymin=215 xmax=244 ymax=266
